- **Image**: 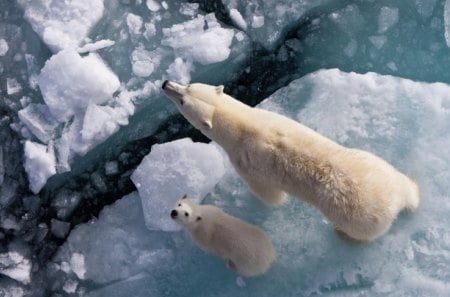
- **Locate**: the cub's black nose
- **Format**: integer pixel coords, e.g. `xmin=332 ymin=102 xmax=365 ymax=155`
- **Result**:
xmin=162 ymin=80 xmax=169 ymax=89
xmin=170 ymin=209 xmax=178 ymax=218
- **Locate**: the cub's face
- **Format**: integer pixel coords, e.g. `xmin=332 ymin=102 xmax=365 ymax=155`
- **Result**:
xmin=170 ymin=195 xmax=202 ymax=228
xmin=162 ymin=81 xmax=225 ymax=132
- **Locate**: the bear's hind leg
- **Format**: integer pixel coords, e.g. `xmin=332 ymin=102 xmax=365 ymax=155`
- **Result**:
xmin=245 ymin=178 xmax=288 ymax=207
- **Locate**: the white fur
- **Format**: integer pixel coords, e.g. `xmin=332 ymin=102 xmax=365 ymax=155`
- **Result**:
xmin=163 ymin=81 xmax=420 ymax=242
xmin=171 ymin=195 xmax=276 ymax=277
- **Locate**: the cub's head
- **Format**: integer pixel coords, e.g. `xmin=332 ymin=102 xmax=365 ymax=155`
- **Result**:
xmin=170 ymin=194 xmax=202 ymax=228
xmin=162 ymin=80 xmax=225 ymax=132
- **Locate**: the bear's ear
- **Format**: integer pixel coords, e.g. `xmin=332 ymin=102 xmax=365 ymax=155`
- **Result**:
xmin=196 ymin=216 xmax=202 ymax=222
xmin=215 ymin=85 xmax=224 ymax=95
xmin=202 ymin=119 xmax=213 ymax=130
xmin=181 ymin=194 xmax=188 ymax=200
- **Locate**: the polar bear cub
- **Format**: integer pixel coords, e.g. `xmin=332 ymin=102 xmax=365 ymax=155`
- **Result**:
xmin=162 ymin=81 xmax=420 ymax=242
xmin=170 ymin=195 xmax=276 ymax=278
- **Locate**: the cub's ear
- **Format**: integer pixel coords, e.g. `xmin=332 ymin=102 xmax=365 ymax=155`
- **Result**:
xmin=202 ymin=119 xmax=213 ymax=130
xmin=181 ymin=194 xmax=188 ymax=200
xmin=215 ymin=85 xmax=224 ymax=95
xmin=196 ymin=216 xmax=202 ymax=222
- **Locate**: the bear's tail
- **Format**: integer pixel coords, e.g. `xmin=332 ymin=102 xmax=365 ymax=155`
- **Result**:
xmin=404 ymin=178 xmax=420 ymax=212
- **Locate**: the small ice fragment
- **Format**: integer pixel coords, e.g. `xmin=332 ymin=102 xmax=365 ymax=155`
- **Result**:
xmin=236 ymin=276 xmax=246 ymax=287
xmin=161 ymin=1 xmax=168 ymax=10
xmin=369 ymin=35 xmax=387 ymax=49
xmin=50 ymin=219 xmax=71 ymax=238
xmin=146 ymin=0 xmax=160 ymax=12
xmin=23 ymin=141 xmax=56 ymax=194
xmin=6 ymin=78 xmax=22 ymax=95
xmin=70 ymin=253 xmax=86 ymax=280
xmin=378 ymin=7 xmax=399 ymax=33
xmin=131 ymin=47 xmax=155 ymax=77
xmin=166 ymin=58 xmax=192 ymax=85
xmin=105 ymin=161 xmax=119 ymax=175
xmin=63 ymin=279 xmax=78 ymax=294
xmin=0 ymin=39 xmax=9 ymax=56
xmin=126 ymin=13 xmax=143 ymax=35
xmin=252 ymin=15 xmax=265 ymax=28
xmin=229 ymin=9 xmax=248 ymax=31
xmin=0 ymin=146 xmax=4 ymax=186
xmin=77 ymin=39 xmax=115 ymax=54
xmin=51 ymin=189 xmax=82 ymax=220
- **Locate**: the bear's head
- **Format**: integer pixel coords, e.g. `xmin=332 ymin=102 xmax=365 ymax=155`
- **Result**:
xmin=162 ymin=80 xmax=224 ymax=132
xmin=170 ymin=194 xmax=202 ymax=228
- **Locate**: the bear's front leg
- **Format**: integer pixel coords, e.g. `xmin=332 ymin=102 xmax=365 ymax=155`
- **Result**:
xmin=245 ymin=177 xmax=288 ymax=207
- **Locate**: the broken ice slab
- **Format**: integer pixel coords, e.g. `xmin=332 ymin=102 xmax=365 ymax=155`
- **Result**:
xmin=50 ymin=219 xmax=71 ymax=239
xmin=18 ymin=103 xmax=59 ymax=144
xmin=23 ymin=141 xmax=56 ymax=194
xmin=38 ymin=49 xmax=120 ymax=123
xmin=51 ymin=189 xmax=82 ymax=220
xmin=0 ymin=251 xmax=31 ymax=285
xmin=17 ymin=0 xmax=105 ymax=52
xmin=131 ymin=138 xmax=226 ymax=232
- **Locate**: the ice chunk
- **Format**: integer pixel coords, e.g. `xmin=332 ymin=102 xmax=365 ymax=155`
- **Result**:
xmin=0 ymin=146 xmax=4 ymax=186
xmin=104 ymin=161 xmax=119 ymax=176
xmin=50 ymin=219 xmax=71 ymax=239
xmin=23 ymin=140 xmax=56 ymax=194
xmin=229 ymin=9 xmax=248 ymax=31
xmin=445 ymin=0 xmax=450 ymax=47
xmin=38 ymin=49 xmax=120 ymax=122
xmin=18 ymin=103 xmax=59 ymax=144
xmin=17 ymin=0 xmax=104 ymax=52
xmin=166 ymin=57 xmax=192 ymax=85
xmin=146 ymin=0 xmax=161 ymax=12
xmin=126 ymin=13 xmax=143 ymax=35
xmin=6 ymin=78 xmax=21 ymax=95
xmin=77 ymin=39 xmax=115 ymax=54
xmin=0 ymin=38 xmax=8 ymax=56
xmin=51 ymin=189 xmax=82 ymax=220
xmin=131 ymin=138 xmax=226 ymax=231
xmin=415 ymin=0 xmax=438 ymax=18
xmin=369 ymin=35 xmax=387 ymax=49
xmin=70 ymin=253 xmax=86 ymax=280
xmin=131 ymin=47 xmax=157 ymax=77
xmin=378 ymin=7 xmax=399 ymax=33
xmin=0 ymin=252 xmax=31 ymax=285
xmin=162 ymin=13 xmax=235 ymax=65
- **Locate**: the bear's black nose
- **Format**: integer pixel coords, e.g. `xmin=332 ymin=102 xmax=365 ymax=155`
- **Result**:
xmin=162 ymin=80 xmax=169 ymax=90
xmin=170 ymin=209 xmax=178 ymax=218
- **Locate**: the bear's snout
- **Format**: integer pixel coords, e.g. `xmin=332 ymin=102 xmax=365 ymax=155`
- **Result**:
xmin=170 ymin=209 xmax=178 ymax=218
xmin=162 ymin=80 xmax=169 ymax=90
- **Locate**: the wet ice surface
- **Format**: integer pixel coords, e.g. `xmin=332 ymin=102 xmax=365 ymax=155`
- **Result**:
xmin=1 ymin=0 xmax=450 ymax=296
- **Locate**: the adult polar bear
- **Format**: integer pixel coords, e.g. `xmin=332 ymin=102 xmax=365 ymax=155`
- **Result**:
xmin=162 ymin=80 xmax=420 ymax=242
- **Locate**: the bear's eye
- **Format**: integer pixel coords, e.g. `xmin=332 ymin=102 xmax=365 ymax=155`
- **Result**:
xmin=179 ymin=99 xmax=184 ymax=106
xmin=184 ymin=212 xmax=189 ymax=217
xmin=178 ymin=204 xmax=181 ymax=207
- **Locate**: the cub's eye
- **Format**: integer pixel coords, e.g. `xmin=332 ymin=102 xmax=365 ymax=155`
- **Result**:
xmin=179 ymin=99 xmax=184 ymax=106
xmin=184 ymin=212 xmax=189 ymax=217
xmin=178 ymin=204 xmax=181 ymax=207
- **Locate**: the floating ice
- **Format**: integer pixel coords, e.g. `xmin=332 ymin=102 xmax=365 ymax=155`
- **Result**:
xmin=23 ymin=141 xmax=56 ymax=194
xmin=0 ymin=146 xmax=4 ymax=186
xmin=146 ymin=0 xmax=161 ymax=12
xmin=445 ymin=0 xmax=450 ymax=47
xmin=0 ymin=252 xmax=31 ymax=285
xmin=17 ymin=0 xmax=105 ymax=52
xmin=131 ymin=138 xmax=226 ymax=231
xmin=38 ymin=49 xmax=120 ymax=123
xmin=229 ymin=9 xmax=248 ymax=31
xmin=378 ymin=7 xmax=399 ymax=34
xmin=0 ymin=38 xmax=8 ymax=56
xmin=131 ymin=47 xmax=156 ymax=77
